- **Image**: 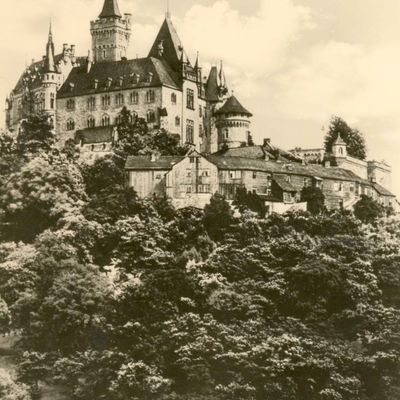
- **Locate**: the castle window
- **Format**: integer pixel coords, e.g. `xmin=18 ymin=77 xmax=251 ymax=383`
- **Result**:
xmin=198 ymin=184 xmax=211 ymax=193
xmin=224 ymin=129 xmax=229 ymax=139
xmin=66 ymin=119 xmax=75 ymax=131
xmin=199 ymin=124 xmax=203 ymax=137
xmin=186 ymin=119 xmax=194 ymax=144
xmin=116 ymin=93 xmax=124 ymax=105
xmin=186 ymin=88 xmax=194 ymax=110
xmin=102 ymin=95 xmax=111 ymax=107
xmin=87 ymin=116 xmax=95 ymax=128
xmin=146 ymin=90 xmax=155 ymax=103
xmin=115 ymin=115 xmax=122 ymax=125
xmin=171 ymin=93 xmax=177 ymax=104
xmin=130 ymin=91 xmax=139 ymax=105
xmin=253 ymin=172 xmax=257 ymax=179
xmin=50 ymin=93 xmax=55 ymax=109
xmin=175 ymin=116 xmax=181 ymax=126
xmin=147 ymin=110 xmax=156 ymax=123
xmin=66 ymin=99 xmax=75 ymax=111
xmin=87 ymin=96 xmax=96 ymax=110
xmin=101 ymin=114 xmax=111 ymax=126
xmin=199 ymin=105 xmax=203 ymax=118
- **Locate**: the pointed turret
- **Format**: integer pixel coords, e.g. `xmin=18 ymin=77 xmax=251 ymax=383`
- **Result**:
xmin=148 ymin=13 xmax=189 ymax=72
xmin=99 ymin=0 xmax=122 ymax=19
xmin=218 ymin=60 xmax=227 ymax=89
xmin=194 ymin=52 xmax=199 ymax=70
xmin=44 ymin=22 xmax=56 ymax=73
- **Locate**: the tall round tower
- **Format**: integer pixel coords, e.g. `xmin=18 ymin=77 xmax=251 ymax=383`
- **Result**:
xmin=214 ymin=95 xmax=253 ymax=150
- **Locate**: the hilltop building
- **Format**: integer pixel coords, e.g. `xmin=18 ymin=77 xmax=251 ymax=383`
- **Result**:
xmin=4 ymin=0 xmax=396 ymax=213
xmin=6 ymin=0 xmax=252 ymax=156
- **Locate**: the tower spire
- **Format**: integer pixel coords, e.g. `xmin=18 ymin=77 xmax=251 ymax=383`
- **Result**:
xmin=166 ymin=0 xmax=171 ymax=18
xmin=44 ymin=22 xmax=56 ymax=73
xmin=99 ymin=0 xmax=122 ymax=19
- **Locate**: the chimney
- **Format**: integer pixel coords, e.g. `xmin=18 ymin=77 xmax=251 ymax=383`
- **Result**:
xmin=63 ymin=43 xmax=68 ymax=51
xmin=124 ymin=13 xmax=132 ymax=25
xmin=325 ymin=160 xmax=331 ymax=168
xmin=263 ymin=138 xmax=271 ymax=147
xmin=70 ymin=45 xmax=76 ymax=56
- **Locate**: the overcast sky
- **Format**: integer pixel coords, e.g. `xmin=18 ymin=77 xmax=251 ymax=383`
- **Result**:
xmin=1 ymin=0 xmax=400 ymax=194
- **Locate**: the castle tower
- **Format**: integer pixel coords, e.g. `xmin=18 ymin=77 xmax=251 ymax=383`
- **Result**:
xmin=90 ymin=0 xmax=132 ymax=63
xmin=214 ymin=94 xmax=253 ymax=150
xmin=42 ymin=23 xmax=61 ymax=122
xmin=332 ymin=133 xmax=347 ymax=158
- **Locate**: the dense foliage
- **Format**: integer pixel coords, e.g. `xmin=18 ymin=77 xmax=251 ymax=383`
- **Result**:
xmin=324 ymin=116 xmax=367 ymax=160
xmin=301 ymin=186 xmax=326 ymax=214
xmin=0 ymin=116 xmax=399 ymax=400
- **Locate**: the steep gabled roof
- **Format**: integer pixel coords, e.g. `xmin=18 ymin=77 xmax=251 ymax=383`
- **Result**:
xmin=99 ymin=0 xmax=122 ymax=19
xmin=273 ymin=175 xmax=298 ymax=192
xmin=57 ymin=57 xmax=180 ymax=98
xmin=148 ymin=16 xmax=188 ymax=72
xmin=372 ymin=183 xmax=395 ymax=197
xmin=214 ymin=95 xmax=252 ymax=116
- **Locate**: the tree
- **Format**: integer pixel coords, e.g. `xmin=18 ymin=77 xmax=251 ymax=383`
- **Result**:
xmin=354 ymin=195 xmax=385 ymax=224
xmin=114 ymin=107 xmax=187 ymax=157
xmin=324 ymin=116 xmax=367 ymax=160
xmin=300 ymin=186 xmax=325 ymax=214
xmin=233 ymin=187 xmax=267 ymax=217
xmin=0 ymin=369 xmax=31 ymax=400
xmin=203 ymin=193 xmax=234 ymax=241
xmin=17 ymin=114 xmax=55 ymax=156
xmin=0 ymin=156 xmax=86 ymax=242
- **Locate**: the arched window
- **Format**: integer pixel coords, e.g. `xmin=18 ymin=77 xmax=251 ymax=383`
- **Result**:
xmin=87 ymin=116 xmax=95 ymax=128
xmin=171 ymin=93 xmax=177 ymax=104
xmin=102 ymin=114 xmax=111 ymax=126
xmin=115 ymin=115 xmax=122 ymax=125
xmin=66 ymin=119 xmax=75 ymax=131
xmin=147 ymin=110 xmax=155 ymax=123
xmin=339 ymin=147 xmax=343 ymax=155
xmin=101 ymin=95 xmax=111 ymax=107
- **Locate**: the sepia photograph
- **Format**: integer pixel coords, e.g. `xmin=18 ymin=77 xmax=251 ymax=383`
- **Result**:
xmin=0 ymin=0 xmax=399 ymax=399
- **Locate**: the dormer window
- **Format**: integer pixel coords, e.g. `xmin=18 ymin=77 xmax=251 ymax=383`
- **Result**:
xmin=106 ymin=77 xmax=112 ymax=88
xmin=118 ymin=76 xmax=124 ymax=86
xmin=94 ymin=79 xmax=99 ymax=89
xmin=69 ymin=82 xmax=75 ymax=92
xmin=147 ymin=72 xmax=153 ymax=84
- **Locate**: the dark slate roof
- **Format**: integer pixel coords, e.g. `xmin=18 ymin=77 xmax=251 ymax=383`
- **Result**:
xmin=216 ymin=145 xmax=303 ymax=163
xmin=273 ymin=176 xmax=298 ymax=192
xmin=99 ymin=0 xmax=122 ymax=19
xmin=148 ymin=16 xmax=188 ymax=73
xmin=57 ymin=57 xmax=180 ymax=98
xmin=205 ymin=66 xmax=220 ymax=102
xmin=12 ymin=55 xmax=86 ymax=94
xmin=373 ymin=183 xmax=395 ymax=197
xmin=75 ymin=126 xmax=115 ymax=144
xmin=206 ymin=155 xmax=369 ymax=183
xmin=214 ymin=95 xmax=252 ymax=116
xmin=125 ymin=155 xmax=185 ymax=170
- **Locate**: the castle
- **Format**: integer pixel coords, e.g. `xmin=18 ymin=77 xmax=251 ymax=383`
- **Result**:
xmin=4 ymin=0 xmax=397 ymax=214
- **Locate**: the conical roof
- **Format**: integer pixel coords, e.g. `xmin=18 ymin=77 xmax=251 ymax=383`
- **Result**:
xmin=44 ymin=23 xmax=56 ymax=73
xmin=99 ymin=0 xmax=122 ymax=19
xmin=148 ymin=15 xmax=188 ymax=72
xmin=214 ymin=95 xmax=252 ymax=116
xmin=205 ymin=66 xmax=220 ymax=102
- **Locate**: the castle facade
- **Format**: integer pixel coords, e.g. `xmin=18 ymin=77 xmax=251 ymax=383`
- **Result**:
xmin=6 ymin=0 xmax=252 ymax=156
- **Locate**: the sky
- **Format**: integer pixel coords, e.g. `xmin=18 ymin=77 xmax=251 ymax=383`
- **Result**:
xmin=0 ymin=0 xmax=399 ymax=194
